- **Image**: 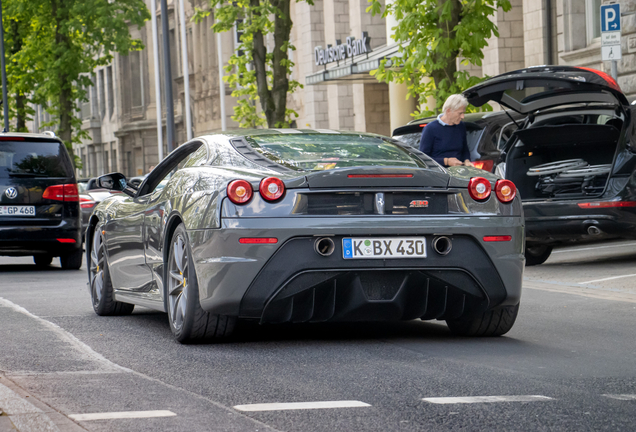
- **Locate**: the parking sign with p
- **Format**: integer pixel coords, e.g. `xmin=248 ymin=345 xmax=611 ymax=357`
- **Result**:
xmin=601 ymin=3 xmax=621 ymax=32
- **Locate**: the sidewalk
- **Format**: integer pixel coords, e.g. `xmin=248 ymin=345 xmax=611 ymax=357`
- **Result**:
xmin=0 ymin=375 xmax=85 ymax=432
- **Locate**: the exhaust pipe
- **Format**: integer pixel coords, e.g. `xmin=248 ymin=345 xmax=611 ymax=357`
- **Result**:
xmin=314 ymin=237 xmax=335 ymax=257
xmin=587 ymin=225 xmax=602 ymax=236
xmin=432 ymin=236 xmax=452 ymax=256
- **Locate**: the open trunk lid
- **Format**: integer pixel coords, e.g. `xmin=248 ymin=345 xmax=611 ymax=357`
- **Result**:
xmin=464 ymin=66 xmax=628 ymax=114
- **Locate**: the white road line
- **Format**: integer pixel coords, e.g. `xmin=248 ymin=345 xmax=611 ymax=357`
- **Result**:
xmin=553 ymin=242 xmax=636 ymax=254
xmin=579 ymin=273 xmax=636 ymax=285
xmin=602 ymin=394 xmax=636 ymax=401
xmin=233 ymin=401 xmax=371 ymax=412
xmin=423 ymin=395 xmax=553 ymax=404
xmin=68 ymin=410 xmax=177 ymax=421
xmin=0 ymin=297 xmax=130 ymax=374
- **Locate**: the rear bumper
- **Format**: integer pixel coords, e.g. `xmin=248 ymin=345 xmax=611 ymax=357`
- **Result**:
xmin=189 ymin=215 xmax=524 ymax=322
xmin=0 ymin=223 xmax=82 ymax=256
xmin=524 ymin=201 xmax=636 ymax=242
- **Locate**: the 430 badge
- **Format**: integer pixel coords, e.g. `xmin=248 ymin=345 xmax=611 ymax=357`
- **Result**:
xmin=342 ymin=237 xmax=427 ymax=259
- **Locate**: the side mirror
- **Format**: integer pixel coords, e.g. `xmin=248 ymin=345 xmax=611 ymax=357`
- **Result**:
xmin=96 ymin=173 xmax=136 ymax=197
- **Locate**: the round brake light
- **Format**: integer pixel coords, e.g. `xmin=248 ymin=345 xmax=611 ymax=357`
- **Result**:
xmin=468 ymin=177 xmax=492 ymax=201
xmin=227 ymin=180 xmax=253 ymax=204
xmin=259 ymin=177 xmax=285 ymax=201
xmin=495 ymin=179 xmax=516 ymax=203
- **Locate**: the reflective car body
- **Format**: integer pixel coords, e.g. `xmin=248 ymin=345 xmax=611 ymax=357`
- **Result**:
xmin=464 ymin=66 xmax=636 ymax=265
xmin=87 ymin=130 xmax=524 ymax=342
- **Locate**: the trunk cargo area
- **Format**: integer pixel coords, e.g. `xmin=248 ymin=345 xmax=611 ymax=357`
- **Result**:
xmin=507 ymin=124 xmax=619 ymax=200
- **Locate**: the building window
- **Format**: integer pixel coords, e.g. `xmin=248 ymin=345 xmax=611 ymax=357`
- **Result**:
xmin=586 ymin=0 xmax=602 ymax=45
xmin=107 ymin=66 xmax=114 ymax=118
xmin=98 ymin=69 xmax=106 ymax=119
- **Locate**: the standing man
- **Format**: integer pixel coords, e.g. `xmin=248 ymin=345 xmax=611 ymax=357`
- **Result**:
xmin=419 ymin=94 xmax=474 ymax=168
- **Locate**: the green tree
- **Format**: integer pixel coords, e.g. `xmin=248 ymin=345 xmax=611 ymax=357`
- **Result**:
xmin=2 ymin=0 xmax=149 ymax=163
xmin=367 ymin=0 xmax=511 ymax=117
xmin=195 ymin=0 xmax=311 ymax=128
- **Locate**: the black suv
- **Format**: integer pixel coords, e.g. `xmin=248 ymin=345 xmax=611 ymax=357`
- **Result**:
xmin=0 ymin=133 xmax=83 ymax=269
xmin=464 ymin=66 xmax=636 ymax=265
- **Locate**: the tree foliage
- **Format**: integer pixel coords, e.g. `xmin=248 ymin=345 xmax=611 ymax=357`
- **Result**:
xmin=1 ymin=0 xmax=149 ymax=164
xmin=195 ymin=0 xmax=311 ymax=128
xmin=366 ymin=0 xmax=511 ymax=117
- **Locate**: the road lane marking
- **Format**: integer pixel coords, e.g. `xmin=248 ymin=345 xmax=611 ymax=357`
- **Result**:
xmin=69 ymin=410 xmax=177 ymax=421
xmin=602 ymin=394 xmax=636 ymax=401
xmin=0 ymin=297 xmax=130 ymax=374
xmin=423 ymin=395 xmax=553 ymax=404
xmin=579 ymin=273 xmax=636 ymax=285
xmin=553 ymin=242 xmax=636 ymax=254
xmin=233 ymin=401 xmax=371 ymax=412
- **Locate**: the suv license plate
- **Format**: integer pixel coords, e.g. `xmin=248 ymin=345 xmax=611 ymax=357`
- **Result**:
xmin=0 ymin=206 xmax=36 ymax=216
xmin=343 ymin=237 xmax=426 ymax=259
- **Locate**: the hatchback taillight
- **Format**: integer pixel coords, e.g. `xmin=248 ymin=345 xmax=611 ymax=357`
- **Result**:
xmin=468 ymin=177 xmax=492 ymax=201
xmin=80 ymin=196 xmax=96 ymax=209
xmin=473 ymin=160 xmax=494 ymax=172
xmin=43 ymin=184 xmax=79 ymax=202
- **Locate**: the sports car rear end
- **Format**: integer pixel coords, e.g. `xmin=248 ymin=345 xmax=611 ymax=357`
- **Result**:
xmin=189 ymin=132 xmax=524 ymax=336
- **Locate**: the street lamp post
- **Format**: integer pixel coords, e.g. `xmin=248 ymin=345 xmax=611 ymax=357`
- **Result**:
xmin=0 ymin=0 xmax=10 ymax=132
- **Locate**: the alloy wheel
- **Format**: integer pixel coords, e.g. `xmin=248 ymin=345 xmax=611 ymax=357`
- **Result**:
xmin=168 ymin=233 xmax=189 ymax=332
xmin=89 ymin=229 xmax=105 ymax=307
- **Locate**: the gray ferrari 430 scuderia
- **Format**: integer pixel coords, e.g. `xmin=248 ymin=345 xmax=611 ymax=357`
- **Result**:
xmin=87 ymin=130 xmax=524 ymax=343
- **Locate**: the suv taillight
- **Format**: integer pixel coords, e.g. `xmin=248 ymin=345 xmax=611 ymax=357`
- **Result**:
xmin=43 ymin=184 xmax=79 ymax=202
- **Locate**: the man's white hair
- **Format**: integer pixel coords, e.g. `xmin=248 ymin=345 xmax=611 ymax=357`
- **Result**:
xmin=442 ymin=94 xmax=468 ymax=113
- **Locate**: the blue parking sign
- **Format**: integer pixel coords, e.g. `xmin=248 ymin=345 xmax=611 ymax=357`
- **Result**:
xmin=601 ymin=4 xmax=621 ymax=32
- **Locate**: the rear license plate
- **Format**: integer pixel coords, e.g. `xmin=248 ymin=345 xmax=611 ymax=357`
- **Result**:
xmin=0 ymin=206 xmax=36 ymax=216
xmin=343 ymin=237 xmax=426 ymax=259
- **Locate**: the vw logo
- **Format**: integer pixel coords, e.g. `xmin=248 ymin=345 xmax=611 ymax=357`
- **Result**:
xmin=4 ymin=187 xmax=18 ymax=199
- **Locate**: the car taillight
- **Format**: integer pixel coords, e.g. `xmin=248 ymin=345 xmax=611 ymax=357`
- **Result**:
xmin=259 ymin=177 xmax=285 ymax=201
xmin=473 ymin=160 xmax=494 ymax=172
xmin=80 ymin=197 xmax=96 ymax=209
xmin=227 ymin=180 xmax=253 ymax=204
xmin=43 ymin=184 xmax=79 ymax=202
xmin=483 ymin=236 xmax=512 ymax=242
xmin=495 ymin=179 xmax=516 ymax=203
xmin=468 ymin=177 xmax=492 ymax=201
xmin=578 ymin=201 xmax=636 ymax=208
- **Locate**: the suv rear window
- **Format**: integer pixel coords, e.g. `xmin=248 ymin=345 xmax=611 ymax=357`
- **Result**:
xmin=0 ymin=141 xmax=73 ymax=178
xmin=243 ymin=134 xmax=431 ymax=171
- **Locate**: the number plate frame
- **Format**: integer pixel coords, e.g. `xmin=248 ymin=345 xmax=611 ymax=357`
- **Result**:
xmin=342 ymin=237 xmax=427 ymax=259
xmin=0 ymin=206 xmax=36 ymax=217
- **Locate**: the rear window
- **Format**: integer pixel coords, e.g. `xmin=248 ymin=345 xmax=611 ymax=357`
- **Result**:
xmin=0 ymin=141 xmax=73 ymax=178
xmin=243 ymin=134 xmax=431 ymax=171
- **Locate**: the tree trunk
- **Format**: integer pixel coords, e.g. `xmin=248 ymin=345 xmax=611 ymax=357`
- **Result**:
xmin=431 ymin=0 xmax=461 ymax=93
xmin=270 ymin=0 xmax=292 ymax=127
xmin=15 ymin=93 xmax=26 ymax=132
xmin=250 ymin=0 xmax=276 ymax=126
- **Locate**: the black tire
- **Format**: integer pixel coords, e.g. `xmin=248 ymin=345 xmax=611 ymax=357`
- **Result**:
xmin=88 ymin=226 xmax=135 ymax=316
xmin=166 ymin=224 xmax=236 ymax=343
xmin=60 ymin=248 xmax=83 ymax=270
xmin=33 ymin=254 xmax=53 ymax=267
xmin=525 ymin=244 xmax=553 ymax=266
xmin=446 ymin=304 xmax=519 ymax=337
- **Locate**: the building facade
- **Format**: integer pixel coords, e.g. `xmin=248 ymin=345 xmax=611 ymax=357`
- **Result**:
xmin=27 ymin=0 xmax=636 ymax=178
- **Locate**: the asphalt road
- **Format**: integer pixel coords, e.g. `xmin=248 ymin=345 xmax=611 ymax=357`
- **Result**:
xmin=1 ymin=240 xmax=635 ymax=432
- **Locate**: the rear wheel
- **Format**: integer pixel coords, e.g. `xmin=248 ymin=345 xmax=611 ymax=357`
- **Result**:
xmin=446 ymin=304 xmax=519 ymax=337
xmin=166 ymin=224 xmax=236 ymax=343
xmin=60 ymin=248 xmax=83 ymax=270
xmin=525 ymin=244 xmax=553 ymax=266
xmin=89 ymin=226 xmax=134 ymax=316
xmin=33 ymin=254 xmax=53 ymax=267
